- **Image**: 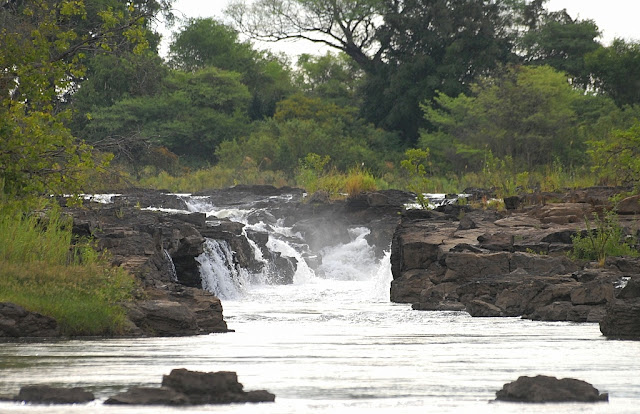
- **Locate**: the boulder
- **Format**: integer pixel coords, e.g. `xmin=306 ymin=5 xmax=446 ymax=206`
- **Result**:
xmin=533 ymin=203 xmax=593 ymax=224
xmin=600 ymin=298 xmax=640 ymax=340
xmin=495 ymin=375 xmax=608 ymax=403
xmin=106 ymin=369 xmax=275 ymax=405
xmin=13 ymin=385 xmax=94 ymax=404
xmin=124 ymin=300 xmax=199 ymax=337
xmin=616 ymin=195 xmax=640 ymax=215
xmin=465 ymin=299 xmax=503 ymax=317
xmin=0 ymin=302 xmax=58 ymax=338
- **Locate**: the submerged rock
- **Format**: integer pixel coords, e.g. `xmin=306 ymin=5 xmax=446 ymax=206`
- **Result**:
xmin=10 ymin=385 xmax=94 ymax=404
xmin=105 ymin=369 xmax=275 ymax=405
xmin=495 ymin=375 xmax=608 ymax=403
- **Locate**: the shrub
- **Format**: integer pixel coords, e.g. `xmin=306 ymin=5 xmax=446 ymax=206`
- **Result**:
xmin=571 ymin=211 xmax=638 ymax=265
xmin=0 ymin=207 xmax=136 ymax=335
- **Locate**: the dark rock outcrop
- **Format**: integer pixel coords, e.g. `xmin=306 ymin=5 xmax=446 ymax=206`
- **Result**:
xmin=0 ymin=303 xmax=59 ymax=338
xmin=9 ymin=385 xmax=94 ymax=404
xmin=105 ymin=369 xmax=275 ymax=405
xmin=600 ymin=276 xmax=640 ymax=339
xmin=495 ymin=375 xmax=608 ymax=403
xmin=390 ymin=190 xmax=640 ymax=325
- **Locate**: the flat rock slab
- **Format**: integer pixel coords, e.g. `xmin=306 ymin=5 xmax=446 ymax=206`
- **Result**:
xmin=495 ymin=375 xmax=608 ymax=403
xmin=106 ymin=368 xmax=275 ymax=406
xmin=10 ymin=385 xmax=94 ymax=404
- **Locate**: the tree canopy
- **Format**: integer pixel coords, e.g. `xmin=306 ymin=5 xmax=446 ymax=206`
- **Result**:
xmin=0 ymin=0 xmax=172 ymax=198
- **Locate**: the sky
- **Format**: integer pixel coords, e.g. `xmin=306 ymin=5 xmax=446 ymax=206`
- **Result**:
xmin=162 ymin=0 xmax=640 ymax=58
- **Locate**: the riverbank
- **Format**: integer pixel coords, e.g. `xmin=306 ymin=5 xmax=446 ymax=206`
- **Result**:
xmin=1 ymin=185 xmax=638 ymax=339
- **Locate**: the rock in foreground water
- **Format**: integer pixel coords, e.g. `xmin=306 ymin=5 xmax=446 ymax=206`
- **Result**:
xmin=11 ymin=385 xmax=94 ymax=404
xmin=495 ymin=375 xmax=608 ymax=403
xmin=105 ymin=369 xmax=275 ymax=405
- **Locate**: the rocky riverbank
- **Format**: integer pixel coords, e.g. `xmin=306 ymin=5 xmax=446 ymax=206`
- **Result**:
xmin=390 ymin=187 xmax=640 ymax=339
xmin=1 ymin=185 xmax=412 ymax=338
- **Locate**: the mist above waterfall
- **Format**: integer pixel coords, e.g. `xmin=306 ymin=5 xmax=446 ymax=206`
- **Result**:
xmin=181 ymin=189 xmax=395 ymax=300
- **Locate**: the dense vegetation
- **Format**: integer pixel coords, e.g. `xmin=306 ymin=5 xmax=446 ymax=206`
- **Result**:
xmin=3 ymin=0 xmax=639 ymax=198
xmin=1 ymin=0 xmax=639 ymax=333
xmin=0 ymin=206 xmax=136 ymax=335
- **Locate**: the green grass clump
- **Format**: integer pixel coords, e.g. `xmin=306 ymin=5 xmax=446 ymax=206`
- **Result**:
xmin=0 ymin=208 xmax=136 ymax=336
xmin=571 ymin=211 xmax=639 ymax=266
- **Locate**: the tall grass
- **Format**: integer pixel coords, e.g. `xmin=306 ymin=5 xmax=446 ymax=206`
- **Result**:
xmin=0 ymin=207 xmax=136 ymax=336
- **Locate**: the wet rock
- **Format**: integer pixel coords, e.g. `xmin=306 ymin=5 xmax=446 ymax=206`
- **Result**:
xmin=618 ymin=277 xmax=640 ymax=299
xmin=0 ymin=303 xmax=58 ymax=338
xmin=495 ymin=375 xmax=608 ymax=403
xmin=169 ymin=287 xmax=228 ymax=333
xmin=104 ymin=387 xmax=187 ymax=405
xmin=12 ymin=385 xmax=94 ymax=404
xmin=504 ymin=196 xmax=520 ymax=210
xmin=600 ymin=298 xmax=640 ymax=340
xmin=106 ymin=369 xmax=275 ymax=405
xmin=390 ymin=188 xmax=639 ymax=322
xmin=123 ymin=300 xmax=199 ymax=337
xmin=465 ymin=299 xmax=503 ymax=317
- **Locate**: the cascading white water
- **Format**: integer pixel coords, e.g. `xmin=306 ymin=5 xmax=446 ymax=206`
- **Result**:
xmin=317 ymin=227 xmax=378 ymax=281
xmin=187 ymin=196 xmax=388 ymax=298
xmin=196 ymin=239 xmax=250 ymax=299
xmin=162 ymin=249 xmax=178 ymax=282
xmin=2 ymin=192 xmax=639 ymax=414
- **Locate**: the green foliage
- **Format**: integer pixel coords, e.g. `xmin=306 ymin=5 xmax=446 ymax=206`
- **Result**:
xmin=421 ymin=65 xmax=585 ymax=174
xmin=571 ymin=211 xmax=638 ymax=265
xmin=0 ymin=0 xmax=168 ymax=199
xmin=169 ymin=17 xmax=296 ymax=119
xmin=294 ymin=52 xmax=363 ymax=107
xmin=86 ymin=67 xmax=252 ymax=165
xmin=228 ymin=0 xmax=518 ymax=143
xmin=135 ymin=163 xmax=289 ymax=193
xmin=519 ymin=9 xmax=601 ymax=88
xmin=294 ymin=155 xmax=380 ymax=199
xmin=588 ymin=123 xmax=640 ymax=188
xmin=400 ymin=148 xmax=431 ymax=208
xmin=344 ymin=165 xmax=378 ymax=197
xmin=216 ymin=94 xmax=402 ymax=176
xmin=586 ymin=39 xmax=640 ymax=107
xmin=0 ymin=104 xmax=108 ymax=198
xmin=0 ymin=208 xmax=136 ymax=336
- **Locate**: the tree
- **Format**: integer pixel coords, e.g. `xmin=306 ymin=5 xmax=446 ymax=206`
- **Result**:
xmin=226 ymin=0 xmax=386 ymax=73
xmin=420 ymin=65 xmax=585 ymax=173
xmin=216 ymin=94 xmax=401 ymax=175
xmin=294 ymin=52 xmax=363 ymax=107
xmin=0 ymin=0 xmax=171 ymax=197
xmin=589 ymin=123 xmax=640 ymax=187
xmin=86 ymin=68 xmax=252 ymax=166
xmin=227 ymin=0 xmax=519 ymax=142
xmin=169 ymin=18 xmax=296 ymax=119
xmin=518 ymin=8 xmax=601 ymax=88
xmin=586 ymin=39 xmax=640 ymax=107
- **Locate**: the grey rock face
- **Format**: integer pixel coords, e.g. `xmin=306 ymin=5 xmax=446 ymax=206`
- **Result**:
xmin=495 ymin=375 xmax=608 ymax=403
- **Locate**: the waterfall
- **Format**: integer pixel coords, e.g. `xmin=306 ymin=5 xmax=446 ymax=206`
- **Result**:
xmin=185 ymin=194 xmax=391 ymax=300
xmin=196 ymin=239 xmax=250 ymax=300
xmin=163 ymin=249 xmax=178 ymax=282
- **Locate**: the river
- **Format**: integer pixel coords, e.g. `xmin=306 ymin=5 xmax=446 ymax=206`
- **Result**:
xmin=1 ymin=194 xmax=639 ymax=413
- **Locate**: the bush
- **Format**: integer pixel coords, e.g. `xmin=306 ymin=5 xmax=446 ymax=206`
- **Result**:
xmin=0 ymin=207 xmax=136 ymax=335
xmin=571 ymin=211 xmax=638 ymax=265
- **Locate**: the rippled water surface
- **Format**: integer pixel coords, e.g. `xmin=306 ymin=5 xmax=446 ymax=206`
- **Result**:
xmin=2 ymin=196 xmax=639 ymax=413
xmin=1 ymin=276 xmax=639 ymax=413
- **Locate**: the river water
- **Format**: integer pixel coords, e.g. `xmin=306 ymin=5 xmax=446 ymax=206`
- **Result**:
xmin=1 ymin=195 xmax=639 ymax=413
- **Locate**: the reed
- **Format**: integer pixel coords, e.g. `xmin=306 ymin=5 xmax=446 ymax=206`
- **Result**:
xmin=0 ymin=208 xmax=136 ymax=336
